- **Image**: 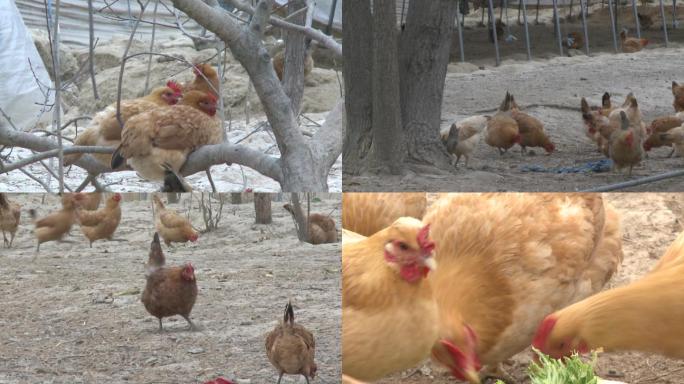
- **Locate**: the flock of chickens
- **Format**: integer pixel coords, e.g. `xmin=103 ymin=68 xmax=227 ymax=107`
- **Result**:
xmin=441 ymin=81 xmax=684 ymax=176
xmin=64 ymin=64 xmax=222 ymax=191
xmin=0 ymin=192 xmax=337 ymax=384
xmin=341 ymin=192 xmax=684 ymax=384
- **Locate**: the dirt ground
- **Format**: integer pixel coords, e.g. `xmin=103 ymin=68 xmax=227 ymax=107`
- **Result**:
xmin=377 ymin=193 xmax=684 ymax=384
xmin=0 ymin=193 xmax=341 ymax=384
xmin=344 ymin=11 xmax=684 ymax=192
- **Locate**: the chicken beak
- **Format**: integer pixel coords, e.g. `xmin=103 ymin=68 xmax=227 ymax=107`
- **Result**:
xmin=422 ymin=256 xmax=437 ymax=272
xmin=463 ymin=369 xmax=481 ymax=384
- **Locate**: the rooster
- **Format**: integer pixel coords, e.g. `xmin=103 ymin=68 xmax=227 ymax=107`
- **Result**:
xmin=440 ymin=115 xmax=488 ymax=167
xmin=111 ymin=90 xmax=223 ymax=183
xmin=510 ymin=94 xmax=555 ymax=154
xmin=0 ymin=193 xmax=21 ymax=248
xmin=29 ymin=194 xmax=84 ymax=252
xmin=485 ymin=92 xmax=522 ymax=155
xmin=342 ymin=217 xmax=438 ymax=381
xmin=141 ymin=232 xmax=198 ymax=331
xmin=620 ymin=29 xmax=649 ymax=53
xmin=425 ymin=193 xmax=622 ymax=383
xmin=342 ymin=193 xmax=427 ymax=237
xmin=152 ymin=194 xmax=198 ymax=246
xmin=534 ymin=228 xmax=684 ymax=360
xmin=77 ymin=193 xmax=122 ymax=247
xmin=64 ymin=82 xmax=182 ymax=168
xmin=265 ymin=301 xmax=317 ymax=384
xmin=183 ymin=63 xmax=220 ymax=98
xmin=672 ymin=81 xmax=684 ymax=112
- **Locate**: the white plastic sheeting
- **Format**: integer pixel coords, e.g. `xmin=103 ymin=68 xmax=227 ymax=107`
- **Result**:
xmin=0 ymin=0 xmax=54 ymax=131
xmin=15 ymin=0 xmax=341 ymax=48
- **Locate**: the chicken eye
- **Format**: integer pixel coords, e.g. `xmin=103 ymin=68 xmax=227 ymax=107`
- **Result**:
xmin=398 ymin=242 xmax=409 ymax=251
xmin=559 ymin=342 xmax=565 ymax=349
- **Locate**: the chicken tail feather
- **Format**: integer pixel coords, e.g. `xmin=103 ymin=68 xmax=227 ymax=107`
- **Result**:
xmin=284 ymin=300 xmax=295 ymax=325
xmin=161 ymin=163 xmax=192 ymax=193
xmin=111 ymin=146 xmax=125 ymax=169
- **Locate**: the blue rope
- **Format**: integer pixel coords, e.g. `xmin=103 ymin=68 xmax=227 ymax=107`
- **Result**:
xmin=520 ymin=159 xmax=613 ymax=173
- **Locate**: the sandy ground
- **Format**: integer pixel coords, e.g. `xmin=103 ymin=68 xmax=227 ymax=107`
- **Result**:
xmin=0 ymin=113 xmax=342 ymax=193
xmin=344 ymin=45 xmax=684 ymax=192
xmin=0 ymin=193 xmax=341 ymax=384
xmin=377 ymin=193 xmax=684 ymax=384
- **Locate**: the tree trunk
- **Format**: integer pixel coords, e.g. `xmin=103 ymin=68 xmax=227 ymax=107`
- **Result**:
xmin=231 ymin=192 xmax=242 ymax=204
xmin=282 ymin=0 xmax=307 ymax=114
xmin=167 ymin=192 xmax=180 ymax=203
xmin=370 ymin=0 xmax=405 ymax=174
xmin=254 ymin=193 xmax=272 ymax=224
xmin=342 ymin=0 xmax=373 ymax=175
xmin=399 ymin=0 xmax=459 ymax=167
xmin=290 ymin=193 xmax=310 ymax=242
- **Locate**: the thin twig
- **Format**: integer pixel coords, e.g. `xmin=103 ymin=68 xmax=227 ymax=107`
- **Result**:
xmin=87 ymin=0 xmax=99 ymax=99
xmin=0 ymin=146 xmax=115 ymax=174
xmin=115 ymin=0 xmax=150 ymax=130
xmin=18 ymin=167 xmax=54 ymax=193
xmin=144 ymin=0 xmax=160 ymax=94
xmin=50 ymin=0 xmax=65 ymax=193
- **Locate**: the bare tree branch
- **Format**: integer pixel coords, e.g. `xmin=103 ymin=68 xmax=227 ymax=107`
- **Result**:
xmin=1 ymin=146 xmax=114 ymax=173
xmin=18 ymin=167 xmax=54 ymax=193
xmin=0 ymin=124 xmax=110 ymax=175
xmin=180 ymin=142 xmax=283 ymax=182
xmin=87 ymin=0 xmax=99 ymax=99
xmin=115 ymin=0 xmax=150 ymax=130
xmin=50 ymin=0 xmax=65 ymax=193
xmin=311 ymin=99 xmax=343 ymax=171
xmin=226 ymin=0 xmax=342 ymax=57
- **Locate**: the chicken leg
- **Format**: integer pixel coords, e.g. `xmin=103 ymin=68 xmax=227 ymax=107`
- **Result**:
xmin=158 ymin=318 xmax=164 ymax=332
xmin=182 ymin=314 xmax=196 ymax=331
xmin=276 ymin=372 xmax=284 ymax=384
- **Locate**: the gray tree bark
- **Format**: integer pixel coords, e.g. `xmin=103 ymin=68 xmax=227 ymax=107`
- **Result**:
xmin=342 ymin=0 xmax=373 ymax=175
xmin=371 ymin=0 xmax=405 ymax=174
xmin=254 ymin=193 xmax=272 ymax=224
xmin=343 ymin=0 xmax=459 ymax=173
xmin=282 ymin=0 xmax=307 ymax=114
xmin=399 ymin=0 xmax=458 ymax=167
xmin=230 ymin=192 xmax=242 ymax=204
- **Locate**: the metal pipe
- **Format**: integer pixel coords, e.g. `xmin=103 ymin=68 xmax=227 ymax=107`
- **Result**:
xmin=487 ymin=0 xmax=501 ymax=65
xmin=325 ymin=0 xmax=337 ymax=35
xmin=553 ymin=0 xmax=563 ymax=55
xmin=632 ymin=0 xmax=641 ymax=37
xmin=521 ymin=0 xmax=532 ymax=59
xmin=660 ymin=0 xmax=670 ymax=46
xmin=673 ymin=0 xmax=677 ymax=28
xmin=580 ymin=0 xmax=590 ymax=54
xmin=607 ymin=0 xmax=619 ymax=52
xmin=580 ymin=169 xmax=684 ymax=192
xmin=456 ymin=0 xmax=466 ymax=62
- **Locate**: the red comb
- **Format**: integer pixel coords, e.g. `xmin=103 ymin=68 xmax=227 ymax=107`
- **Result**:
xmin=166 ymin=80 xmax=182 ymax=94
xmin=204 ymin=378 xmax=234 ymax=384
xmin=532 ymin=315 xmax=558 ymax=350
xmin=417 ymin=224 xmax=435 ymax=253
xmin=205 ymin=92 xmax=218 ymax=103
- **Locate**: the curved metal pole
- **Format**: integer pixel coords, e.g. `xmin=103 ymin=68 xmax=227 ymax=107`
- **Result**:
xmin=487 ymin=0 xmax=501 ymax=66
xmin=521 ymin=0 xmax=532 ymax=59
xmin=580 ymin=0 xmax=590 ymax=54
xmin=456 ymin=0 xmax=466 ymax=62
xmin=632 ymin=0 xmax=641 ymax=37
xmin=553 ymin=0 xmax=563 ymax=55
xmin=660 ymin=0 xmax=670 ymax=46
xmin=581 ymin=169 xmax=684 ymax=192
xmin=607 ymin=0 xmax=619 ymax=52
